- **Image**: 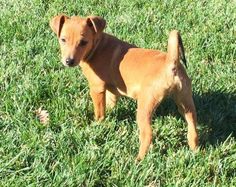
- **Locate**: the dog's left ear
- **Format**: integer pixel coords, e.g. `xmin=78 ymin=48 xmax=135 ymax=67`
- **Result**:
xmin=50 ymin=15 xmax=69 ymax=37
xmin=86 ymin=16 xmax=106 ymax=34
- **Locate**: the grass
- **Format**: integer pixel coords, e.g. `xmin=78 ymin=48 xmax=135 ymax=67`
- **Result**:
xmin=0 ymin=0 xmax=236 ymax=186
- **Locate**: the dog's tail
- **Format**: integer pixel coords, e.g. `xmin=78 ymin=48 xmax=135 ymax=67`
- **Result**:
xmin=166 ymin=30 xmax=187 ymax=69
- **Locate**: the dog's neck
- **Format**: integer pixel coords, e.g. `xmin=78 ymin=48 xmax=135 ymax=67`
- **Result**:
xmin=83 ymin=34 xmax=103 ymax=62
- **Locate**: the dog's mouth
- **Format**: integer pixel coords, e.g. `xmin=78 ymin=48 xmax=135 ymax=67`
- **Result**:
xmin=64 ymin=63 xmax=78 ymax=67
xmin=63 ymin=62 xmax=79 ymax=67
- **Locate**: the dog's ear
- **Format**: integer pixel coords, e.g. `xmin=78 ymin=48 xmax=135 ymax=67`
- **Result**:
xmin=50 ymin=15 xmax=69 ymax=37
xmin=86 ymin=16 xmax=106 ymax=34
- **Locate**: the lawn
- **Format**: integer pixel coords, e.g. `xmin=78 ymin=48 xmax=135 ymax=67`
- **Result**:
xmin=0 ymin=0 xmax=236 ymax=186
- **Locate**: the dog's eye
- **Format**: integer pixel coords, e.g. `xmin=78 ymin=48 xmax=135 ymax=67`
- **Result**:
xmin=79 ymin=40 xmax=88 ymax=47
xmin=61 ymin=38 xmax=66 ymax=43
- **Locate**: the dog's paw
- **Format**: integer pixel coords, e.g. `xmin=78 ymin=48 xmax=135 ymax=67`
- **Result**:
xmin=135 ymin=154 xmax=144 ymax=162
xmin=95 ymin=115 xmax=105 ymax=122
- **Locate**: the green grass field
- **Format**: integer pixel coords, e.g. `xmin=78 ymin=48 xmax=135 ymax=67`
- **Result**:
xmin=0 ymin=0 xmax=236 ymax=186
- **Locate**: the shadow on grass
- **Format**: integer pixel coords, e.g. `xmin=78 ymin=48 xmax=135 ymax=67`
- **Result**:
xmin=109 ymin=91 xmax=236 ymax=147
xmin=194 ymin=91 xmax=236 ymax=147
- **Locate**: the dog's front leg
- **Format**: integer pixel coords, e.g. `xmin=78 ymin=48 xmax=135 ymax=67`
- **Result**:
xmin=90 ymin=89 xmax=106 ymax=121
xmin=106 ymin=90 xmax=119 ymax=109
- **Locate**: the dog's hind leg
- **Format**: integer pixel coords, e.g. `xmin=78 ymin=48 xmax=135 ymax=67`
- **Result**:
xmin=172 ymin=79 xmax=198 ymax=151
xmin=136 ymin=89 xmax=164 ymax=160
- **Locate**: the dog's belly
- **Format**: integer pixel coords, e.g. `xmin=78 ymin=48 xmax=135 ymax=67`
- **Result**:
xmin=106 ymin=83 xmax=139 ymax=99
xmin=117 ymin=84 xmax=140 ymax=99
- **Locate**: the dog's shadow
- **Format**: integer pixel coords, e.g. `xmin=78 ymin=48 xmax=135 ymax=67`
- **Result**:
xmin=193 ymin=91 xmax=236 ymax=147
xmin=109 ymin=91 xmax=236 ymax=147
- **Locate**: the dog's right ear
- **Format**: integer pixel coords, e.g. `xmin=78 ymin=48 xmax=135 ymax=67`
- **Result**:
xmin=50 ymin=15 xmax=69 ymax=37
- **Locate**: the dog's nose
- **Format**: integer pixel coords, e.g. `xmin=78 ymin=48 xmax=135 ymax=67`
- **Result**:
xmin=66 ymin=58 xmax=75 ymax=66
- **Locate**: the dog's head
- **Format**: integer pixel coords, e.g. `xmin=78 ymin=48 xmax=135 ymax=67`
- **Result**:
xmin=50 ymin=15 xmax=106 ymax=67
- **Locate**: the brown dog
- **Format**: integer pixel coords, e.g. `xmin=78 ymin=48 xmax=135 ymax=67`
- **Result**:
xmin=50 ymin=15 xmax=198 ymax=160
